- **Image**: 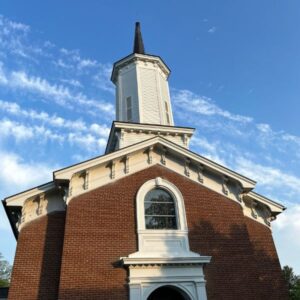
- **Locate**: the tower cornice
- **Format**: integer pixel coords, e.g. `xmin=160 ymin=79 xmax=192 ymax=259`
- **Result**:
xmin=111 ymin=53 xmax=171 ymax=84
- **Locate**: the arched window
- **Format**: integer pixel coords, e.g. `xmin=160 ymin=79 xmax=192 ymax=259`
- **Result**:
xmin=144 ymin=188 xmax=177 ymax=229
xmin=136 ymin=177 xmax=188 ymax=232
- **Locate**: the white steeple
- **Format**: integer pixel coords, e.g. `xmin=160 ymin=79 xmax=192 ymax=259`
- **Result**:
xmin=111 ymin=22 xmax=174 ymax=126
xmin=106 ymin=23 xmax=194 ymax=154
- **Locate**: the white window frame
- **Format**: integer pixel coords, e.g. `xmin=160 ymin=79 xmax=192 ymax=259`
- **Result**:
xmin=136 ymin=177 xmax=188 ymax=233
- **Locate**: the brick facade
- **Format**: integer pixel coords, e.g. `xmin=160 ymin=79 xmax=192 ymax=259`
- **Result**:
xmin=8 ymin=211 xmax=65 ymax=300
xmin=9 ymin=165 xmax=288 ymax=299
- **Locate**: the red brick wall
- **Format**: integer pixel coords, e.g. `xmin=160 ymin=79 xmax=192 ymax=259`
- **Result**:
xmin=58 ymin=175 xmax=138 ymax=300
xmin=58 ymin=165 xmax=287 ymax=299
xmin=8 ymin=211 xmax=66 ymax=300
xmin=244 ymin=218 xmax=288 ymax=299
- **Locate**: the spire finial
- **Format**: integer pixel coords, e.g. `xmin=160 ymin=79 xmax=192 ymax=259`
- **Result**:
xmin=133 ymin=22 xmax=145 ymax=54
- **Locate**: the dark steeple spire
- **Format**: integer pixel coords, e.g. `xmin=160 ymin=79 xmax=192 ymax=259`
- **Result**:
xmin=133 ymin=22 xmax=145 ymax=54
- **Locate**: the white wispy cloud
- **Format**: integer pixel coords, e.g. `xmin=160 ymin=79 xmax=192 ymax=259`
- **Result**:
xmin=60 ymin=78 xmax=83 ymax=88
xmin=93 ymin=64 xmax=114 ymax=93
xmin=77 ymin=58 xmax=98 ymax=70
xmin=0 ymin=118 xmax=63 ymax=142
xmin=0 ymin=15 xmax=44 ymax=60
xmin=68 ymin=133 xmax=107 ymax=153
xmin=0 ymin=15 xmax=30 ymax=33
xmin=0 ymin=116 xmax=109 ymax=155
xmin=235 ymin=157 xmax=300 ymax=197
xmin=0 ymin=99 xmax=91 ymax=132
xmin=191 ymin=136 xmax=228 ymax=166
xmin=0 ymin=62 xmax=8 ymax=84
xmin=1 ymin=118 xmax=34 ymax=140
xmin=0 ymin=65 xmax=114 ymax=115
xmin=59 ymin=47 xmax=103 ymax=72
xmin=173 ymin=89 xmax=252 ymax=123
xmin=208 ymin=26 xmax=217 ymax=34
xmin=11 ymin=70 xmax=70 ymax=104
xmin=0 ymin=101 xmax=111 ymax=152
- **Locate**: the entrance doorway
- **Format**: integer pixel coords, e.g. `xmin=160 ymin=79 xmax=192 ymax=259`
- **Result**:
xmin=147 ymin=286 xmax=191 ymax=300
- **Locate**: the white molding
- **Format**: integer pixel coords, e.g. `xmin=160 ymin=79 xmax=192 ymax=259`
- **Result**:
xmin=54 ymin=136 xmax=256 ymax=190
xmin=113 ymin=122 xmax=195 ymax=135
xmin=246 ymin=191 xmax=286 ymax=213
xmin=111 ymin=53 xmax=170 ymax=83
xmin=123 ymin=263 xmax=210 ymax=300
xmin=5 ymin=181 xmax=56 ymax=207
xmin=122 ymin=256 xmax=211 ymax=265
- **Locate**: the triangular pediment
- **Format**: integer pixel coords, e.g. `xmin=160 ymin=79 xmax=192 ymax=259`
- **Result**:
xmin=4 ymin=136 xmax=285 ymax=237
xmin=54 ymin=136 xmax=255 ymax=189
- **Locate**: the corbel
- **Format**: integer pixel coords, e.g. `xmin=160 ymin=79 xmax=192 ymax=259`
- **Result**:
xmin=222 ymin=175 xmax=229 ymax=195
xmin=85 ymin=171 xmax=90 ymax=190
xmin=147 ymin=146 xmax=154 ymax=164
xmin=263 ymin=206 xmax=272 ymax=226
xmin=237 ymin=184 xmax=245 ymax=205
xmin=79 ymin=170 xmax=89 ymax=190
xmin=160 ymin=147 xmax=167 ymax=165
xmin=124 ymin=155 xmax=130 ymax=174
xmin=184 ymin=157 xmax=190 ymax=177
xmin=198 ymin=164 xmax=204 ymax=183
xmin=251 ymin=200 xmax=258 ymax=219
xmin=183 ymin=134 xmax=189 ymax=146
xmin=110 ymin=160 xmax=116 ymax=179
xmin=38 ymin=194 xmax=45 ymax=215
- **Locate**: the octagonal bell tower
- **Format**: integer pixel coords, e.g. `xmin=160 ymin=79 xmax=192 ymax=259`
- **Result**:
xmin=111 ymin=22 xmax=174 ymax=126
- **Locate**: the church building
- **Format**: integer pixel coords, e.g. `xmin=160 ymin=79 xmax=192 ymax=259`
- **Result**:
xmin=3 ymin=23 xmax=288 ymax=300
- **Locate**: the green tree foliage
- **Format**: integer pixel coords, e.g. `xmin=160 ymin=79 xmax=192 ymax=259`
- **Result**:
xmin=0 ymin=253 xmax=12 ymax=287
xmin=282 ymin=265 xmax=300 ymax=300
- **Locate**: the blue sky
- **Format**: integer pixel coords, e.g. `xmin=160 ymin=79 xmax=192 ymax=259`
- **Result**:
xmin=0 ymin=1 xmax=300 ymax=272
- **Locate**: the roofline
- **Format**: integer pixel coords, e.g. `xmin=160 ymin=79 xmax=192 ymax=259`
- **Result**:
xmin=4 ymin=181 xmax=55 ymax=205
xmin=1 ymin=200 xmax=18 ymax=240
xmin=54 ymin=136 xmax=256 ymax=188
xmin=164 ymin=137 xmax=256 ymax=187
xmin=247 ymin=191 xmax=286 ymax=211
xmin=112 ymin=52 xmax=171 ymax=73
